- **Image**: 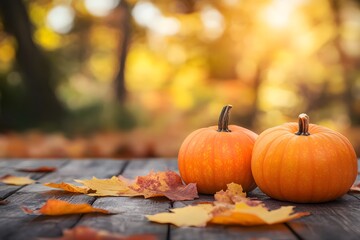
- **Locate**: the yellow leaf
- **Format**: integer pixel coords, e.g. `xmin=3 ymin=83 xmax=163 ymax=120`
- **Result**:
xmin=75 ymin=176 xmax=137 ymax=196
xmin=214 ymin=182 xmax=246 ymax=204
xmin=0 ymin=175 xmax=35 ymax=186
xmin=211 ymin=202 xmax=310 ymax=226
xmin=44 ymin=182 xmax=90 ymax=194
xmin=22 ymin=199 xmax=110 ymax=215
xmin=146 ymin=204 xmax=214 ymax=227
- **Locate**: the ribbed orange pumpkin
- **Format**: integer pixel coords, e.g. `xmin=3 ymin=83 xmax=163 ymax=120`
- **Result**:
xmin=251 ymin=113 xmax=358 ymax=203
xmin=178 ymin=105 xmax=258 ymax=194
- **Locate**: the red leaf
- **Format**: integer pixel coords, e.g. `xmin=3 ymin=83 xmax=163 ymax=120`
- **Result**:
xmin=17 ymin=166 xmax=57 ymax=173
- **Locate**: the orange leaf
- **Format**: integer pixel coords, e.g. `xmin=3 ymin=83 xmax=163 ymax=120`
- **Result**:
xmin=17 ymin=166 xmax=57 ymax=172
xmin=214 ymin=183 xmax=262 ymax=206
xmin=147 ymin=204 xmax=214 ymax=227
xmin=129 ymin=171 xmax=198 ymax=200
xmin=0 ymin=175 xmax=35 ymax=185
xmin=45 ymin=171 xmax=198 ymax=201
xmin=211 ymin=202 xmax=310 ymax=226
xmin=44 ymin=182 xmax=91 ymax=194
xmin=22 ymin=199 xmax=110 ymax=215
xmin=41 ymin=226 xmax=157 ymax=240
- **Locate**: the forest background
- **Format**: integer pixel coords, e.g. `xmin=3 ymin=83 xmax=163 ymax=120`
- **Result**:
xmin=0 ymin=0 xmax=360 ymax=158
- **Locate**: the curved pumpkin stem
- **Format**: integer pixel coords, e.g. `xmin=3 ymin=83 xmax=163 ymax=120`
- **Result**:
xmin=295 ymin=113 xmax=310 ymax=136
xmin=218 ymin=105 xmax=232 ymax=132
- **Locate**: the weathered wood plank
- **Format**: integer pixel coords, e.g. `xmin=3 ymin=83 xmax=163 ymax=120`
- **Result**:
xmin=0 ymin=159 xmax=68 ymax=199
xmin=77 ymin=159 xmax=177 ymax=240
xmin=170 ymin=195 xmax=297 ymax=240
xmin=250 ymin=188 xmax=360 ymax=240
xmin=0 ymin=159 xmax=128 ymax=240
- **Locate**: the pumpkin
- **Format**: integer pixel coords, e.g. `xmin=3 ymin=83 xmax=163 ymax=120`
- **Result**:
xmin=251 ymin=113 xmax=358 ymax=203
xmin=178 ymin=105 xmax=258 ymax=194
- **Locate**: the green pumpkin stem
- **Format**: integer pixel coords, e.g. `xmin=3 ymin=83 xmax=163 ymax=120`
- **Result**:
xmin=218 ymin=105 xmax=232 ymax=132
xmin=295 ymin=113 xmax=310 ymax=136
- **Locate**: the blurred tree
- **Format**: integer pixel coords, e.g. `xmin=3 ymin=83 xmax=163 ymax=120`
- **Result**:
xmin=0 ymin=0 xmax=65 ymax=129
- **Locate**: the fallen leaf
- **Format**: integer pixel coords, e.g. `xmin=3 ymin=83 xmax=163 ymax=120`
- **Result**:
xmin=75 ymin=176 xmax=136 ymax=196
xmin=22 ymin=199 xmax=110 ymax=215
xmin=211 ymin=202 xmax=310 ymax=226
xmin=44 ymin=171 xmax=198 ymax=201
xmin=349 ymin=182 xmax=360 ymax=193
xmin=146 ymin=204 xmax=214 ymax=227
xmin=0 ymin=200 xmax=9 ymax=205
xmin=44 ymin=182 xmax=91 ymax=194
xmin=129 ymin=171 xmax=198 ymax=200
xmin=214 ymin=183 xmax=262 ymax=206
xmin=41 ymin=226 xmax=157 ymax=240
xmin=0 ymin=175 xmax=35 ymax=185
xmin=17 ymin=166 xmax=57 ymax=172
xmin=147 ymin=183 xmax=310 ymax=227
xmin=214 ymin=182 xmax=247 ymax=204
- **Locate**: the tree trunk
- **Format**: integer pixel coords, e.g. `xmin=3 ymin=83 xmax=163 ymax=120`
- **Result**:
xmin=0 ymin=0 xmax=65 ymax=126
xmin=114 ymin=0 xmax=131 ymax=103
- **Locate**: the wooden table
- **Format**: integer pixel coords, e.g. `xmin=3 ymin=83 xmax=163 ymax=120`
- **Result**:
xmin=0 ymin=158 xmax=359 ymax=240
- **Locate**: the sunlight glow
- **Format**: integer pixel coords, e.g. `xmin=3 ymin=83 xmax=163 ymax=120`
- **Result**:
xmin=262 ymin=0 xmax=306 ymax=29
xmin=46 ymin=5 xmax=75 ymax=34
xmin=84 ymin=0 xmax=120 ymax=17
xmin=200 ymin=5 xmax=225 ymax=40
xmin=132 ymin=1 xmax=180 ymax=36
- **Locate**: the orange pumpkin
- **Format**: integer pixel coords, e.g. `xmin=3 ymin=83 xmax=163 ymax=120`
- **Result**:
xmin=178 ymin=105 xmax=258 ymax=194
xmin=251 ymin=113 xmax=358 ymax=203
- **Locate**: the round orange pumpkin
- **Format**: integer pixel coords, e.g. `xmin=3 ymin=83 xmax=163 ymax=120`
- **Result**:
xmin=251 ymin=113 xmax=358 ymax=203
xmin=178 ymin=105 xmax=258 ymax=194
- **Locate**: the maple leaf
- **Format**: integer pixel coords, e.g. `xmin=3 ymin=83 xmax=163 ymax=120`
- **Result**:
xmin=146 ymin=204 xmax=214 ymax=227
xmin=147 ymin=183 xmax=310 ymax=227
xmin=215 ymin=183 xmax=262 ymax=206
xmin=41 ymin=226 xmax=157 ymax=240
xmin=17 ymin=166 xmax=57 ymax=173
xmin=44 ymin=171 xmax=198 ymax=201
xmin=129 ymin=171 xmax=198 ymax=200
xmin=349 ymin=182 xmax=360 ymax=193
xmin=44 ymin=182 xmax=91 ymax=194
xmin=22 ymin=199 xmax=110 ymax=215
xmin=0 ymin=175 xmax=35 ymax=186
xmin=211 ymin=202 xmax=310 ymax=226
xmin=75 ymin=176 xmax=137 ymax=196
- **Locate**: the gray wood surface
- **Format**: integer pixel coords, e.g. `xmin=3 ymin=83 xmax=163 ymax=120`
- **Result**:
xmin=0 ymin=158 xmax=359 ymax=240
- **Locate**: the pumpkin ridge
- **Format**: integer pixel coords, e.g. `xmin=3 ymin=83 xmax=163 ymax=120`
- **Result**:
xmin=179 ymin=128 xmax=206 ymax=184
xmin=277 ymin=136 xmax=293 ymax=200
xmin=260 ymin=132 xmax=288 ymax=195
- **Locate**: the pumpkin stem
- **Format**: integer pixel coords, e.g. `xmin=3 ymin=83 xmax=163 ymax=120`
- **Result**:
xmin=218 ymin=105 xmax=232 ymax=132
xmin=295 ymin=113 xmax=310 ymax=136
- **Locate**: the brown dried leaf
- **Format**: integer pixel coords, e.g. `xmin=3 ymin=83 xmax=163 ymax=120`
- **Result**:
xmin=40 ymin=226 xmax=157 ymax=240
xmin=0 ymin=175 xmax=35 ymax=186
xmin=17 ymin=166 xmax=57 ymax=173
xmin=44 ymin=171 xmax=198 ymax=201
xmin=22 ymin=199 xmax=110 ymax=215
xmin=129 ymin=171 xmax=198 ymax=201
xmin=214 ymin=182 xmax=247 ymax=204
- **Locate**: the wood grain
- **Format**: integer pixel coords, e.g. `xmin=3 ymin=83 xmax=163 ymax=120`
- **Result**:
xmin=0 ymin=159 xmax=127 ymax=240
xmin=78 ymin=159 xmax=177 ymax=240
